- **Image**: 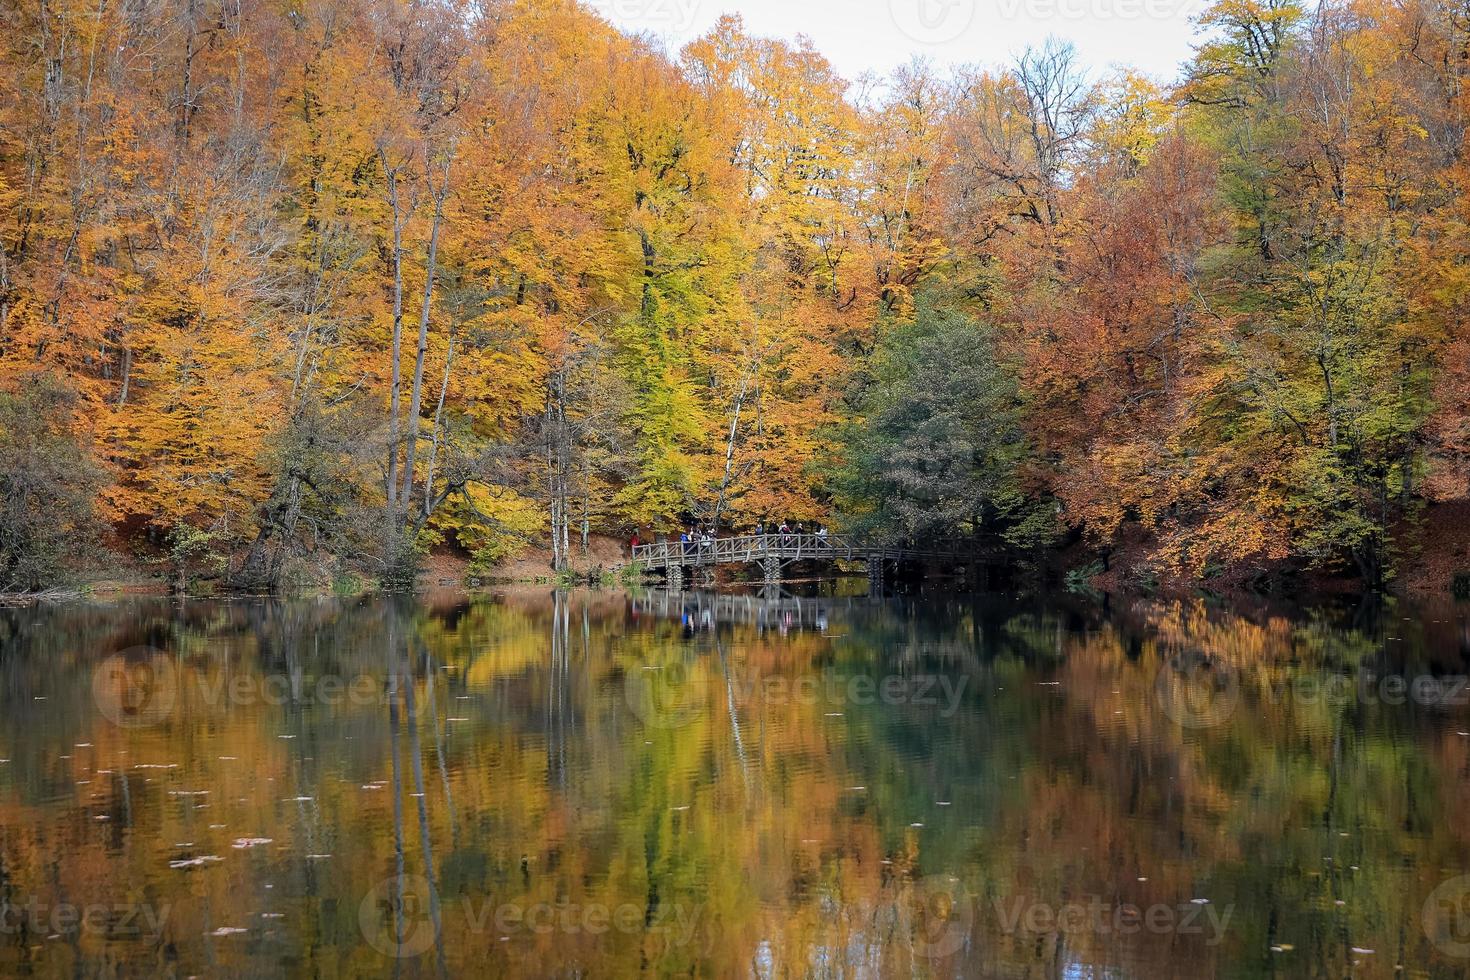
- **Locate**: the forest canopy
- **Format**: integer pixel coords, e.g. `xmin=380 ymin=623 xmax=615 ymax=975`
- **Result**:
xmin=2 ymin=0 xmax=1468 ymax=589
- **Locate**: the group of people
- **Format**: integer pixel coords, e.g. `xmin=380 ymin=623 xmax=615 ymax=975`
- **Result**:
xmin=754 ymin=522 xmax=829 ymax=543
xmin=629 ymin=522 xmax=831 ymax=556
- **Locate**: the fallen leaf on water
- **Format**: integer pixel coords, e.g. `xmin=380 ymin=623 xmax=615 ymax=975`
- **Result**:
xmin=169 ymin=856 xmax=223 ymax=869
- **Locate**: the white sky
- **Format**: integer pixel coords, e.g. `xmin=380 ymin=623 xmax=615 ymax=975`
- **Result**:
xmin=592 ymin=0 xmax=1206 ymax=85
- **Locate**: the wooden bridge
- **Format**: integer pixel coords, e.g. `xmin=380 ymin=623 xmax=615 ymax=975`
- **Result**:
xmin=630 ymin=533 xmax=980 ymax=587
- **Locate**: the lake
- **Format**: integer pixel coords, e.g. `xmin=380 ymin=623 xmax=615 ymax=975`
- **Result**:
xmin=0 ymin=587 xmax=1468 ymax=978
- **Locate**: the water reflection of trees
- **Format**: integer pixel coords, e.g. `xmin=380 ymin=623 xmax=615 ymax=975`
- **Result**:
xmin=0 ymin=592 xmax=1466 ymax=977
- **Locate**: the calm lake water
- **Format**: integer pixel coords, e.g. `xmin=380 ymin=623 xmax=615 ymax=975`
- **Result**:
xmin=1 ymin=587 xmax=1469 ymax=978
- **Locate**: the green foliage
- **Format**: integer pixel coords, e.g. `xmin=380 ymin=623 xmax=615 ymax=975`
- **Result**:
xmin=166 ymin=521 xmax=229 ymax=592
xmin=829 ymin=296 xmax=1052 ymax=547
xmin=330 ymin=569 xmax=368 ymax=596
xmin=1182 ymin=12 xmax=1437 ymax=582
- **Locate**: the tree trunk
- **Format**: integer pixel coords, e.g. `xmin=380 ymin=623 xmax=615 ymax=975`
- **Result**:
xmin=401 ymin=153 xmax=451 ymax=509
xmin=712 ymin=357 xmax=757 ymax=532
xmin=381 ymin=155 xmax=406 ymax=519
xmin=581 ymin=474 xmax=590 ymax=556
xmin=423 ymin=333 xmax=453 ymax=518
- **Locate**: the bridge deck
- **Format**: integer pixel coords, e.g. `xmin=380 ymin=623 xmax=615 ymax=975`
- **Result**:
xmin=630 ymin=533 xmax=973 ymax=570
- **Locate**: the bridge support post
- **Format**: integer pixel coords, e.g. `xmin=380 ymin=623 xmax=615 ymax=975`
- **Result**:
xmin=668 ymin=564 xmax=684 ymax=591
xmin=969 ymin=560 xmax=988 ymax=592
xmin=867 ymin=557 xmax=884 ymax=593
xmin=761 ymin=556 xmax=781 ymax=586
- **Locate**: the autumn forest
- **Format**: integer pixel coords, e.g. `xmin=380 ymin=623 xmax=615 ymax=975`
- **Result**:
xmin=3 ymin=0 xmax=1469 ymax=593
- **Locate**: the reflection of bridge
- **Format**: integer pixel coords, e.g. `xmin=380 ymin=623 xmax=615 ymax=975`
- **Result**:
xmin=631 ymin=534 xmax=980 ymax=588
xmin=631 ymin=590 xmax=858 ymax=631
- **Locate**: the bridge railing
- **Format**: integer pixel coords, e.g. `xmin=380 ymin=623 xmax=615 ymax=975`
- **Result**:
xmin=631 ymin=533 xmax=843 ymax=568
xmin=629 ymin=533 xmax=975 ymax=569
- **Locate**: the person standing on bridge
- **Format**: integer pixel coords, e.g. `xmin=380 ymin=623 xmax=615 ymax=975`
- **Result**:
xmin=629 ymin=531 xmax=639 ymax=554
